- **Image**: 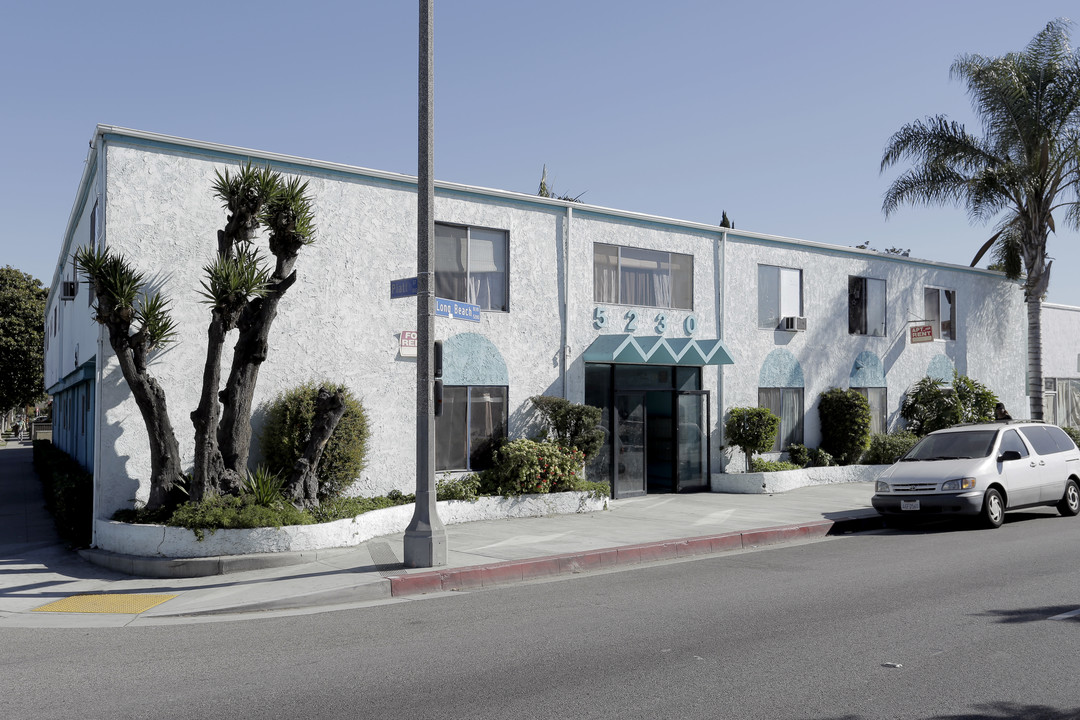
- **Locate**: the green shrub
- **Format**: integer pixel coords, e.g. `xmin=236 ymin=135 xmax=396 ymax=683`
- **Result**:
xmin=308 ymin=493 xmax=414 ymax=523
xmin=724 ymin=406 xmax=780 ymax=469
xmin=750 ymin=459 xmax=802 ymax=472
xmin=808 ymin=448 xmax=835 ymax=467
xmin=863 ymin=431 xmax=919 ymax=464
xmin=1063 ymin=426 xmax=1080 ymax=448
xmin=529 ymin=395 xmax=606 ymax=462
xmin=241 ymin=466 xmax=285 ymax=506
xmin=32 ymin=440 xmax=93 ymax=547
xmin=818 ymin=388 xmax=871 ymax=465
xmin=568 ymin=479 xmax=611 ymax=499
xmin=480 ymin=438 xmax=585 ymax=496
xmin=787 ymin=443 xmax=810 ymax=468
xmin=167 ymin=494 xmax=313 ymax=540
xmin=900 ymin=372 xmax=998 ymax=436
xmin=436 ymin=474 xmax=481 ymax=502
xmin=259 ymin=381 xmax=370 ymax=500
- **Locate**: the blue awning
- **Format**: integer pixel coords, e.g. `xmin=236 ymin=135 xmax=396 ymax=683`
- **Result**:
xmin=583 ymin=334 xmax=734 ymax=366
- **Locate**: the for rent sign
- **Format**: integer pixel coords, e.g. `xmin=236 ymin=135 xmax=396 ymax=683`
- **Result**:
xmin=909 ymin=324 xmax=934 ymax=343
xmin=399 ymin=330 xmax=418 ymax=357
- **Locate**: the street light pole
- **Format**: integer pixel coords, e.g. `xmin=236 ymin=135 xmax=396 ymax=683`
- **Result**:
xmin=404 ymin=0 xmax=447 ymax=568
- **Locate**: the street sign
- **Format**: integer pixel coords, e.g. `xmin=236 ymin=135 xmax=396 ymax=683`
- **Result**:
xmin=390 ymin=276 xmax=418 ymax=299
xmin=436 ymin=297 xmax=481 ymax=323
xmin=909 ymin=324 xmax=934 ymax=343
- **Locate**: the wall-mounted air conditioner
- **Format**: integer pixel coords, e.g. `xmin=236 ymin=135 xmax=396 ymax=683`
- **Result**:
xmin=780 ymin=316 xmax=807 ymax=332
xmin=60 ymin=281 xmax=77 ymax=301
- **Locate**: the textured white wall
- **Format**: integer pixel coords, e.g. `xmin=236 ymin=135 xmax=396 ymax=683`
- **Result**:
xmin=1042 ymin=304 xmax=1080 ymax=378
xmin=720 ymin=234 xmax=1027 ymax=469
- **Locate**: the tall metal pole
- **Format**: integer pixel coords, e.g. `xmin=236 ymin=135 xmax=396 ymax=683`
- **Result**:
xmin=404 ymin=0 xmax=447 ymax=568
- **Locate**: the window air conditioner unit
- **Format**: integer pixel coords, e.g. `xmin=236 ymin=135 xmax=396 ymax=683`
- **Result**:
xmin=780 ymin=316 xmax=807 ymax=332
xmin=1045 ymin=378 xmax=1057 ymax=393
xmin=60 ymin=281 xmax=77 ymax=301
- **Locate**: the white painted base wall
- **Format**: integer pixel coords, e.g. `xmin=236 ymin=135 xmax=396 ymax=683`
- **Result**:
xmin=710 ymin=465 xmax=889 ymax=494
xmin=93 ymin=492 xmax=609 ymax=558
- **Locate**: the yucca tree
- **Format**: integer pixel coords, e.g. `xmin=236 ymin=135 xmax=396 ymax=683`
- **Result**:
xmin=881 ymin=19 xmax=1080 ymax=420
xmin=74 ymin=246 xmax=184 ymax=510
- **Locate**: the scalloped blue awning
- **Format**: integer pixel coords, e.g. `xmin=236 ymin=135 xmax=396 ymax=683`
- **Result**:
xmin=583 ymin=334 xmax=734 ymax=366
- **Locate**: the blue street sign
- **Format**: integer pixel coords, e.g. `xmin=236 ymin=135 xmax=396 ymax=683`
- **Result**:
xmin=390 ymin=276 xmax=418 ymax=299
xmin=435 ymin=297 xmax=481 ymax=323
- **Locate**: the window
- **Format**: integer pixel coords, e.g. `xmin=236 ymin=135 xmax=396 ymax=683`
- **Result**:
xmin=593 ymin=243 xmax=693 ymax=309
xmin=924 ymin=287 xmax=956 ymax=340
xmin=848 ymin=276 xmax=886 ymax=336
xmin=435 ymin=386 xmax=508 ymax=471
xmin=998 ymin=429 xmax=1029 ymax=458
xmin=758 ymin=388 xmax=804 ymax=452
xmin=435 ymin=223 xmax=508 ymax=311
xmin=853 ymin=387 xmax=887 ymax=436
xmin=758 ymin=265 xmax=802 ymax=329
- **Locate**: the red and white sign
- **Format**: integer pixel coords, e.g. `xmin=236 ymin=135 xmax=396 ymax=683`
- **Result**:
xmin=399 ymin=330 xmax=418 ymax=357
xmin=909 ymin=324 xmax=934 ymax=344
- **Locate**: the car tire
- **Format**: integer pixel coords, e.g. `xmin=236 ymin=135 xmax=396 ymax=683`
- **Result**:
xmin=981 ymin=488 xmax=1004 ymax=529
xmin=1057 ymin=479 xmax=1080 ymax=517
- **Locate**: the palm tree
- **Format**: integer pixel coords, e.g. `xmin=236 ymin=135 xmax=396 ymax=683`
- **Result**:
xmin=881 ymin=19 xmax=1080 ymax=420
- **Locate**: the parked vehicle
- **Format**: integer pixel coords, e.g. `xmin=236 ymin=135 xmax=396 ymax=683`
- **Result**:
xmin=872 ymin=421 xmax=1080 ymax=528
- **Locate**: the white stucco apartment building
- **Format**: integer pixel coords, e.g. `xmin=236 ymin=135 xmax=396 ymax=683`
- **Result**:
xmin=46 ymin=126 xmax=1042 ymax=520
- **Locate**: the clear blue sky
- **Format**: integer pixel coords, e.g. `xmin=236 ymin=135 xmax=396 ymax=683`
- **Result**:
xmin=2 ymin=1 xmax=1078 ymax=303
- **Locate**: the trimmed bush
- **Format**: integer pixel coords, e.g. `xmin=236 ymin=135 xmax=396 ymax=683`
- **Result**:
xmin=529 ymin=395 xmax=606 ymax=462
xmin=808 ymin=448 xmax=835 ymax=467
xmin=259 ymin=381 xmax=370 ymax=501
xmin=750 ymin=459 xmax=802 ymax=472
xmin=480 ymin=438 xmax=585 ymax=496
xmin=863 ymin=431 xmax=919 ymax=465
xmin=787 ymin=443 xmax=811 ymax=467
xmin=724 ymin=406 xmax=780 ymax=470
xmin=32 ymin=440 xmax=93 ymax=547
xmin=818 ymin=388 xmax=871 ymax=465
xmin=436 ymin=474 xmax=481 ymax=502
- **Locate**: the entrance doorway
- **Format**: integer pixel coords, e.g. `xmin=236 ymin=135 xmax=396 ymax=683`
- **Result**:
xmin=586 ymin=364 xmax=710 ymax=498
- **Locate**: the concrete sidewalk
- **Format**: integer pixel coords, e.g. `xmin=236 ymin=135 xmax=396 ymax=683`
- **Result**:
xmin=0 ymin=441 xmax=883 ymax=628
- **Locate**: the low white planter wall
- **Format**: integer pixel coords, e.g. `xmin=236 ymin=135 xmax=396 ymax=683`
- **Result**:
xmin=711 ymin=465 xmax=889 ymax=494
xmin=93 ymin=492 xmax=608 ymax=558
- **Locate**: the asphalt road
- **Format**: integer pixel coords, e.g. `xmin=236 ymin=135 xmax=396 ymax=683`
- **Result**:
xmin=6 ymin=508 xmax=1080 ymax=720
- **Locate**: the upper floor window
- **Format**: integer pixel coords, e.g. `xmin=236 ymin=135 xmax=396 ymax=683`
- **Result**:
xmin=435 ymin=223 xmax=508 ymax=312
xmin=849 ymin=276 xmax=886 ymax=337
xmin=924 ymin=287 xmax=956 ymax=340
xmin=758 ymin=265 xmax=802 ymax=329
xmin=593 ymin=243 xmax=693 ymax=309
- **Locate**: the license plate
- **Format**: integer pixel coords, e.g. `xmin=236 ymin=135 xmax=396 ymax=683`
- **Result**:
xmin=900 ymin=500 xmax=920 ymax=511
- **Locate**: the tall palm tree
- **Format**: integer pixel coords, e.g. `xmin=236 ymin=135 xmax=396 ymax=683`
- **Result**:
xmin=881 ymin=19 xmax=1080 ymax=420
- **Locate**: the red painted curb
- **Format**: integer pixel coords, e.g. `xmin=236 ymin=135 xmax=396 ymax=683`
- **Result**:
xmin=389 ymin=518 xmax=860 ymax=597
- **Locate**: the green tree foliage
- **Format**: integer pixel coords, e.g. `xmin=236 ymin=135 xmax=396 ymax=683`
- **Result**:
xmin=724 ymin=406 xmax=779 ymax=470
xmin=529 ymin=395 xmax=606 ymax=462
xmin=0 ymin=266 xmax=48 ymax=413
xmin=900 ymin=373 xmax=999 ymax=436
xmin=818 ymin=388 xmax=872 ymax=465
xmin=259 ymin=381 xmax=370 ymax=501
xmin=881 ymin=19 xmax=1080 ymax=420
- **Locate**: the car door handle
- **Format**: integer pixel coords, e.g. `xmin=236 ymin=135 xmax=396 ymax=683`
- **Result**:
xmin=1030 ymin=462 xmax=1038 ymax=467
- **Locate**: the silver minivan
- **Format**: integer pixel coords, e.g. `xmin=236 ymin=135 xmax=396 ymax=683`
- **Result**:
xmin=872 ymin=421 xmax=1080 ymax=528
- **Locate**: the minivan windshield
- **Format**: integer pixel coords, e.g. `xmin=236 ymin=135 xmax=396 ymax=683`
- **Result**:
xmin=901 ymin=430 xmax=997 ymax=461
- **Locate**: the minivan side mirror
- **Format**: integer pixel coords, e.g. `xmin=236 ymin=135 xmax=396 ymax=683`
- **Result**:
xmin=998 ymin=450 xmax=1023 ymax=463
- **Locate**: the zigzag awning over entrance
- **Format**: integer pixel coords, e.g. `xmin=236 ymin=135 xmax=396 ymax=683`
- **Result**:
xmin=583 ymin=334 xmax=735 ymax=366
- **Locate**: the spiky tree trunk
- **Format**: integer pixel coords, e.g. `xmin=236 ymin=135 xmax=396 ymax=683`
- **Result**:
xmin=283 ymin=387 xmax=347 ymax=507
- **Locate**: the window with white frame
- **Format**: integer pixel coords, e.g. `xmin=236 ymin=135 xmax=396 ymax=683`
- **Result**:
xmin=758 ymin=265 xmax=803 ymax=329
xmin=924 ymin=287 xmax=956 ymax=340
xmin=849 ymin=276 xmax=886 ymax=336
xmin=435 ymin=223 xmax=508 ymax=312
xmin=758 ymin=387 xmax=804 ymax=452
xmin=435 ymin=386 xmax=508 ymax=471
xmin=853 ymin=387 xmax=888 ymax=436
xmin=593 ymin=243 xmax=693 ymax=309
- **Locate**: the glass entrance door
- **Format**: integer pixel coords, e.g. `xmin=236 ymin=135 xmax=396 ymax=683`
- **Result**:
xmin=675 ymin=391 xmax=710 ymax=492
xmin=614 ymin=392 xmax=646 ymax=498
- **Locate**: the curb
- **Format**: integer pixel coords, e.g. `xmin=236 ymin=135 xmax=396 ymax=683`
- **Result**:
xmin=389 ymin=515 xmax=884 ymax=597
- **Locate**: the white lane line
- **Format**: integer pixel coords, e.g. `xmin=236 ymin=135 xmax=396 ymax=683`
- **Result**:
xmin=1048 ymin=608 xmax=1080 ymax=621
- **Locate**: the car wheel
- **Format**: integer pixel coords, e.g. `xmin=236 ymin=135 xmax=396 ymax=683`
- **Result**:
xmin=981 ymin=488 xmax=1004 ymax=529
xmin=1057 ymin=479 xmax=1080 ymax=517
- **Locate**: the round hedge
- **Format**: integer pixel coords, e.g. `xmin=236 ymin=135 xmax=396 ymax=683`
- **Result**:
xmin=259 ymin=381 xmax=370 ymax=500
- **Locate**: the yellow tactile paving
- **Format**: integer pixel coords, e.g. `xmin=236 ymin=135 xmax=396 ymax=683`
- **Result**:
xmin=32 ymin=593 xmax=178 ymax=614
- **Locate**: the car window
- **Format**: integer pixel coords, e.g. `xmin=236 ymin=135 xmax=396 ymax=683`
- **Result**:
xmin=997 ymin=429 xmax=1029 ymax=458
xmin=1045 ymin=426 xmax=1077 ymax=453
xmin=1018 ymin=426 xmax=1061 ymax=455
xmin=904 ymin=430 xmax=996 ymax=460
